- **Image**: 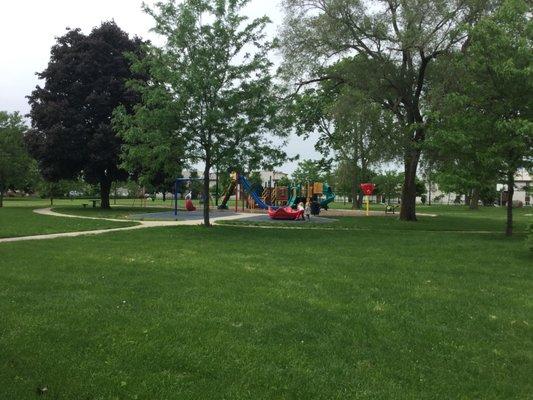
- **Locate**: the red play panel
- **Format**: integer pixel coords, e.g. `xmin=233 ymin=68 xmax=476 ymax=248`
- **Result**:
xmin=360 ymin=183 xmax=376 ymax=196
xmin=268 ymin=206 xmax=304 ymax=220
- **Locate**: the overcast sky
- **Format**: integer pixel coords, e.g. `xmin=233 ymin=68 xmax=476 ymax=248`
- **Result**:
xmin=0 ymin=0 xmax=320 ymax=174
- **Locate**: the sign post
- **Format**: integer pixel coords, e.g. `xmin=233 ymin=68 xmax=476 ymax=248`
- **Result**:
xmin=360 ymin=183 xmax=376 ymax=216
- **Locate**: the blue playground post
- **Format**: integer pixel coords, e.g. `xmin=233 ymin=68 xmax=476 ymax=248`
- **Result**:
xmin=174 ymin=179 xmax=178 ymax=216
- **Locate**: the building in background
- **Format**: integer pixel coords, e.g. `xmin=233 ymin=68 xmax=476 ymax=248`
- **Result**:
xmin=498 ymin=169 xmax=531 ymax=206
xmin=259 ymin=171 xmax=288 ymax=186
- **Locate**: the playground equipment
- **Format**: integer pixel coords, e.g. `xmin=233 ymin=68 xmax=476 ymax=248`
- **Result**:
xmin=360 ymin=183 xmax=376 ymax=216
xmin=184 ymin=193 xmax=196 ymax=211
xmin=217 ymin=172 xmax=238 ymax=210
xmin=217 ymin=172 xmax=336 ymax=219
xmin=268 ymin=206 xmax=304 ymax=220
xmin=173 ymin=177 xmax=216 ymax=216
xmin=320 ymin=183 xmax=336 ymax=210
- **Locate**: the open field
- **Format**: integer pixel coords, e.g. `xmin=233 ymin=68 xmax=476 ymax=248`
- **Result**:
xmin=0 ymin=202 xmax=531 ymax=399
xmin=219 ymin=205 xmax=532 ymax=235
xmin=0 ymin=205 xmax=138 ymax=239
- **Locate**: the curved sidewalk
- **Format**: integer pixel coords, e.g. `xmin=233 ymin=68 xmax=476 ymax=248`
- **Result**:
xmin=0 ymin=208 xmax=251 ymax=244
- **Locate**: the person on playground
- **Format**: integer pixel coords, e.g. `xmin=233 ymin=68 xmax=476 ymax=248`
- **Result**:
xmin=297 ymin=202 xmax=305 ymax=220
xmin=304 ymin=202 xmax=311 ymax=221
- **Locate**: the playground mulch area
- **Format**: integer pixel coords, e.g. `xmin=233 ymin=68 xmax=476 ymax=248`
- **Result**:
xmin=130 ymin=209 xmax=239 ymax=221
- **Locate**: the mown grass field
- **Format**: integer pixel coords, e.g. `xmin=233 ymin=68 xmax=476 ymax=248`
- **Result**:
xmin=0 ymin=201 xmax=531 ymax=399
xmin=0 ymin=205 xmax=137 ymax=238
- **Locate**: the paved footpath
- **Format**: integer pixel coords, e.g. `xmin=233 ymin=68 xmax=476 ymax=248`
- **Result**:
xmin=0 ymin=208 xmax=251 ymax=244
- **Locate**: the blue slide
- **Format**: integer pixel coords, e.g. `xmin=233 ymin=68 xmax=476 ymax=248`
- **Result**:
xmin=239 ymin=175 xmax=278 ymax=210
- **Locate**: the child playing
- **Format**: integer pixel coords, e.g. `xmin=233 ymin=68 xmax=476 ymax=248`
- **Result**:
xmin=304 ymin=202 xmax=311 ymax=221
xmin=297 ymin=202 xmax=305 ymax=220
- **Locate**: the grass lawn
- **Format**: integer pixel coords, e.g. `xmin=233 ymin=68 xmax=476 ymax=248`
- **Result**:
xmin=52 ymin=206 xmax=171 ymax=220
xmin=0 ymin=203 xmax=531 ymax=399
xmin=221 ymin=205 xmax=531 ymax=234
xmin=0 ymin=206 xmax=138 ymax=239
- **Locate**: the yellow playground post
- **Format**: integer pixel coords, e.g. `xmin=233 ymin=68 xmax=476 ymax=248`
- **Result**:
xmin=360 ymin=183 xmax=376 ymax=216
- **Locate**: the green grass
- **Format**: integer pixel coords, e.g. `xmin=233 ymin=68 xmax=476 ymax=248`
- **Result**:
xmin=52 ymin=206 xmax=171 ymax=220
xmin=221 ymin=205 xmax=532 ymax=234
xmin=0 ymin=202 xmax=531 ymax=399
xmin=2 ymin=197 xmax=174 ymax=208
xmin=0 ymin=206 xmax=138 ymax=238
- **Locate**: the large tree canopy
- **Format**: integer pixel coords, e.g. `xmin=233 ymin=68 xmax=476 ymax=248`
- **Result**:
xmin=26 ymin=22 xmax=145 ymax=208
xmin=116 ymin=0 xmax=288 ymax=226
xmin=280 ymin=0 xmax=492 ymax=220
xmin=428 ymin=0 xmax=532 ymax=235
xmin=0 ymin=112 xmax=36 ymax=207
xmin=292 ymin=70 xmax=396 ymax=208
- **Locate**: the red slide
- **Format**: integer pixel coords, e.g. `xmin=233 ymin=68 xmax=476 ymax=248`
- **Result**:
xmin=185 ymin=199 xmax=197 ymax=211
xmin=268 ymin=206 xmax=304 ymax=220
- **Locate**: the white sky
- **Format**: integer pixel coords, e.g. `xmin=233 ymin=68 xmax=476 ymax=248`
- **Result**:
xmin=0 ymin=0 xmax=320 ymax=174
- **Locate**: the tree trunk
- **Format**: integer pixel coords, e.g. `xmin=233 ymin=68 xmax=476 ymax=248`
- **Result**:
xmin=100 ymin=179 xmax=112 ymax=209
xmin=203 ymin=161 xmax=211 ymax=227
xmin=357 ymin=192 xmax=364 ymax=209
xmin=506 ymin=172 xmax=514 ymax=236
xmin=215 ymin=170 xmax=219 ymax=207
xmin=400 ymin=148 xmax=421 ymax=221
xmin=0 ymin=189 xmax=4 ymax=208
xmin=465 ymin=191 xmax=471 ymax=207
xmin=469 ymin=189 xmax=480 ymax=210
xmin=351 ymin=183 xmax=357 ymax=209
xmin=162 ymin=192 xmax=166 ymax=202
xmin=427 ymin=177 xmax=432 ymax=206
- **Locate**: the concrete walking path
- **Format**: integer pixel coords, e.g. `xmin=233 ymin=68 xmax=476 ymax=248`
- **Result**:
xmin=0 ymin=208 xmax=253 ymax=244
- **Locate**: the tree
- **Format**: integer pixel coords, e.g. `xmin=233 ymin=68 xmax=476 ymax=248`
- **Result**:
xmin=276 ymin=175 xmax=291 ymax=188
xmin=428 ymin=0 xmax=532 ymax=235
xmin=0 ymin=112 xmax=36 ymax=207
xmin=248 ymin=171 xmax=264 ymax=194
xmin=26 ymin=22 xmax=145 ymax=209
xmin=292 ymin=77 xmax=396 ymax=208
xmin=280 ymin=0 xmax=491 ymax=220
xmin=188 ymin=171 xmax=204 ymax=200
xmin=117 ymin=0 xmax=287 ymax=226
xmin=333 ymin=160 xmax=358 ymax=202
xmin=37 ymin=180 xmax=79 ymax=206
xmin=292 ymin=159 xmax=327 ymax=185
xmin=374 ymin=171 xmax=403 ymax=204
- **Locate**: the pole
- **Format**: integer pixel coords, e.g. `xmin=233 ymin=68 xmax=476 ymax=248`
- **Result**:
xmin=174 ymin=180 xmax=178 ymax=216
xmin=366 ymin=195 xmax=370 ymax=216
xmin=215 ymin=169 xmax=219 ymax=207
xmin=235 ymin=174 xmax=238 ymax=212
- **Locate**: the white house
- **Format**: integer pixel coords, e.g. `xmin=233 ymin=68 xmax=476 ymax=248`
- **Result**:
xmin=259 ymin=170 xmax=288 ymax=186
xmin=425 ymin=182 xmax=463 ymax=205
xmin=498 ymin=169 xmax=531 ymax=206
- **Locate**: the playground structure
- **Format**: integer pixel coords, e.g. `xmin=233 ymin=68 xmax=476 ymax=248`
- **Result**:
xmin=217 ymin=172 xmax=336 ymax=220
xmin=184 ymin=193 xmax=196 ymax=212
xmin=268 ymin=206 xmax=304 ymax=220
xmin=360 ymin=183 xmax=376 ymax=216
xmin=173 ymin=177 xmax=217 ymax=216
